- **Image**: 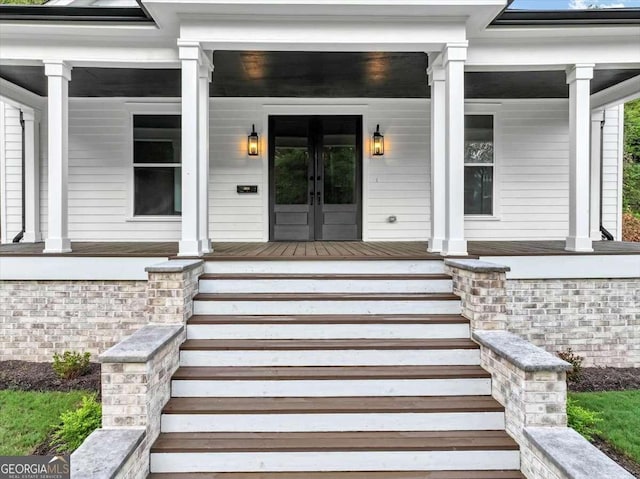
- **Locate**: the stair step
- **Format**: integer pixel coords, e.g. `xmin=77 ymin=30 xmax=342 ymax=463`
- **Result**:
xmin=187 ymin=314 xmax=468 ymax=325
xmin=173 ymin=365 xmax=490 ymax=381
xmin=186 ymin=315 xmax=470 ymax=340
xmin=179 ymin=339 xmax=480 ymax=367
xmin=171 ymin=366 xmax=492 ymax=397
xmin=149 ymin=471 xmax=526 ymax=479
xmin=193 ymin=293 xmax=461 ymax=315
xmin=160 ymin=395 xmax=505 ymax=433
xmin=149 ymin=431 xmax=520 ymax=473
xmin=181 ymin=339 xmax=478 ymax=351
xmin=163 ymin=395 xmax=503 ymax=414
xmin=194 ymin=293 xmax=459 ymax=301
xmin=151 ymin=430 xmax=519 ymax=453
xmin=199 ymin=274 xmax=452 ymax=280
xmin=203 ymin=259 xmax=446 ymax=275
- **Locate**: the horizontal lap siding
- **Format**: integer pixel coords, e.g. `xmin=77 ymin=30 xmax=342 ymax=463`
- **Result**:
xmin=1 ymin=104 xmax=23 ymax=243
xmin=601 ymin=105 xmax=622 ymax=240
xmin=25 ymin=97 xmax=620 ymax=243
xmin=365 ymin=100 xmax=430 ymax=241
xmin=210 ymin=99 xmax=264 ymax=241
xmin=466 ymin=101 xmax=570 ymax=240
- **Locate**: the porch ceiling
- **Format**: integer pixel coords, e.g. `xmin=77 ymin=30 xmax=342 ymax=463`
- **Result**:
xmin=1 ymin=52 xmax=638 ymax=99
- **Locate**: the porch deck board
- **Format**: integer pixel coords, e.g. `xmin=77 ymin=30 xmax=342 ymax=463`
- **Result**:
xmin=0 ymin=240 xmax=639 ymax=258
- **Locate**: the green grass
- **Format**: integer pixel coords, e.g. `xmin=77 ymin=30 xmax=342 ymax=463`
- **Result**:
xmin=569 ymin=390 xmax=640 ymax=463
xmin=0 ymin=390 xmax=88 ymax=456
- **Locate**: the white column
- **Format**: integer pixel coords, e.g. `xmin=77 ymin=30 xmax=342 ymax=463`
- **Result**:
xmin=43 ymin=61 xmax=72 ymax=253
xmin=22 ymin=109 xmax=41 ymax=243
xmin=178 ymin=43 xmax=202 ymax=257
xmin=566 ymin=64 xmax=594 ymax=252
xmin=590 ymin=109 xmax=604 ymax=241
xmin=441 ymin=43 xmax=468 ymax=256
xmin=198 ymin=55 xmax=213 ymax=253
xmin=428 ymin=59 xmax=446 ymax=253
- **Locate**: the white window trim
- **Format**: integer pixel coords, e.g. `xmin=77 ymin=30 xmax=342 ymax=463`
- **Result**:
xmin=464 ymin=102 xmax=502 ymax=221
xmin=124 ymin=102 xmax=181 ymax=222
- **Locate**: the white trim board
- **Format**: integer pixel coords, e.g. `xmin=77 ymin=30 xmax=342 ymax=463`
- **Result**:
xmin=0 ymin=256 xmax=169 ymax=280
xmin=478 ymin=255 xmax=640 ymax=280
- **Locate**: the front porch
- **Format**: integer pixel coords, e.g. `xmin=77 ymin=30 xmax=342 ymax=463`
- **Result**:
xmin=1 ymin=240 xmax=639 ymax=258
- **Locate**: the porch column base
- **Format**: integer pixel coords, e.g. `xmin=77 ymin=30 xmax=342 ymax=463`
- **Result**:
xmin=441 ymin=238 xmax=468 ymax=256
xmin=178 ymin=239 xmax=203 ymax=257
xmin=427 ymin=237 xmax=444 ymax=253
xmin=23 ymin=232 xmax=42 ymax=243
xmin=44 ymin=237 xmax=71 ymax=254
xmin=565 ymin=236 xmax=593 ymax=252
xmin=200 ymin=239 xmax=212 ymax=254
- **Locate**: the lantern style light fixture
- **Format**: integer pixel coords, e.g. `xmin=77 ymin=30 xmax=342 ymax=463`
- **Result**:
xmin=248 ymin=124 xmax=259 ymax=156
xmin=372 ymin=124 xmax=384 ymax=156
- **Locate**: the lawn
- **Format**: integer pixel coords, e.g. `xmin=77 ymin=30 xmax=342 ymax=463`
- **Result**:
xmin=0 ymin=390 xmax=88 ymax=456
xmin=569 ymin=390 xmax=640 ymax=464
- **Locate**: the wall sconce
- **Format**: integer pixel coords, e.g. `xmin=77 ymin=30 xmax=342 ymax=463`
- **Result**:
xmin=248 ymin=124 xmax=259 ymax=156
xmin=372 ymin=124 xmax=384 ymax=156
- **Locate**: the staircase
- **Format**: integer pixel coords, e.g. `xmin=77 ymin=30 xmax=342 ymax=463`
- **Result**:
xmin=148 ymin=258 xmax=523 ymax=478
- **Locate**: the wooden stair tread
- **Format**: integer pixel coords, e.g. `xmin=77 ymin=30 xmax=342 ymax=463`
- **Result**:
xmin=149 ymin=471 xmax=525 ymax=479
xmin=188 ymin=314 xmax=468 ymax=325
xmin=162 ymin=396 xmax=504 ymax=414
xmin=180 ymin=338 xmax=478 ymax=351
xmin=199 ymin=273 xmax=451 ymax=280
xmin=172 ymin=365 xmax=490 ymax=381
xmin=150 ymin=430 xmax=519 ymax=453
xmin=194 ymin=293 xmax=459 ymax=301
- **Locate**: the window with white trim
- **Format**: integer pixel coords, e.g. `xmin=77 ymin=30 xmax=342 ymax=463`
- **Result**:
xmin=133 ymin=115 xmax=182 ymax=216
xmin=464 ymin=114 xmax=494 ymax=216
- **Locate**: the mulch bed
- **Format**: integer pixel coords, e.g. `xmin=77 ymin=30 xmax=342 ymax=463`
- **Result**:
xmin=569 ymin=367 xmax=640 ymax=393
xmin=0 ymin=360 xmax=101 ymax=394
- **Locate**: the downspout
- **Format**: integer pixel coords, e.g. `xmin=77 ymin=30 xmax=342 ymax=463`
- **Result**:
xmin=599 ymin=113 xmax=614 ymax=241
xmin=11 ymin=110 xmax=25 ymax=243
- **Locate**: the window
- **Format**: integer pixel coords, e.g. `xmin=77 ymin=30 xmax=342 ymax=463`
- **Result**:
xmin=133 ymin=115 xmax=181 ymax=216
xmin=464 ymin=115 xmax=494 ymax=216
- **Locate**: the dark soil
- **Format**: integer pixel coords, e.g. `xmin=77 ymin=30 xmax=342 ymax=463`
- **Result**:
xmin=0 ymin=360 xmax=101 ymax=394
xmin=32 ymin=432 xmax=60 ymax=456
xmin=569 ymin=367 xmax=640 ymax=392
xmin=593 ymin=437 xmax=640 ymax=478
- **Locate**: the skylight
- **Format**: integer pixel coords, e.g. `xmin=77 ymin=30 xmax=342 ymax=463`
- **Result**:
xmin=508 ymin=0 xmax=640 ymax=9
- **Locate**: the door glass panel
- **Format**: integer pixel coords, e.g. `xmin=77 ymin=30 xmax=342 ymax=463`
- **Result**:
xmin=322 ymin=118 xmax=357 ymax=205
xmin=274 ymin=119 xmax=309 ymax=205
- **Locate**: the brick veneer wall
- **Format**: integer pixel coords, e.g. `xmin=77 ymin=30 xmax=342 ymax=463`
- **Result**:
xmin=506 ymin=278 xmax=640 ymax=368
xmin=479 ymin=345 xmax=568 ymax=445
xmin=0 ymin=280 xmax=148 ymax=362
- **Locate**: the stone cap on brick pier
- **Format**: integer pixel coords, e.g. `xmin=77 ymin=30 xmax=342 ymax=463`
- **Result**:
xmin=445 ymin=259 xmax=511 ymax=273
xmin=99 ymin=324 xmax=183 ymax=363
xmin=71 ymin=428 xmax=144 ymax=479
xmin=525 ymin=427 xmax=635 ymax=479
xmin=473 ymin=330 xmax=572 ymax=372
xmin=145 ymin=259 xmax=203 ymax=273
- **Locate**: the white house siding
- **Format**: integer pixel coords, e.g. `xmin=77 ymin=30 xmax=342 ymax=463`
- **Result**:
xmin=0 ymin=96 xmax=619 ymax=243
xmin=601 ymin=105 xmax=624 ymax=240
xmin=0 ymin=103 xmax=23 ymax=244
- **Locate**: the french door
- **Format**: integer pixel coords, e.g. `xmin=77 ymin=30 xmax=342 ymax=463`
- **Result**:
xmin=269 ymin=115 xmax=363 ymax=241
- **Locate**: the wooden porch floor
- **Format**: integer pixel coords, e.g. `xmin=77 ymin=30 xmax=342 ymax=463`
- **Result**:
xmin=1 ymin=240 xmax=639 ymax=258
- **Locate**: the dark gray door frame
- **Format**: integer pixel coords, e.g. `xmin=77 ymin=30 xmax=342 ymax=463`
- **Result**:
xmin=268 ymin=115 xmax=363 ymax=241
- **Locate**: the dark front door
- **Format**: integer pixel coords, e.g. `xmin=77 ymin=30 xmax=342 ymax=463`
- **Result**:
xmin=269 ymin=115 xmax=362 ymax=241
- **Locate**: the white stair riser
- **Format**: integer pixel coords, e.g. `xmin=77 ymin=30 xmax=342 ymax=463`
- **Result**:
xmin=150 ymin=450 xmax=520 ymax=473
xmin=204 ymin=260 xmax=445 ymax=275
xmin=161 ymin=411 xmax=505 ymax=433
xmin=186 ymin=323 xmax=470 ymax=340
xmin=194 ymin=300 xmax=461 ymax=316
xmin=198 ymin=279 xmax=452 ymax=294
xmin=180 ymin=349 xmax=480 ymax=367
xmin=171 ymin=378 xmax=492 ymax=397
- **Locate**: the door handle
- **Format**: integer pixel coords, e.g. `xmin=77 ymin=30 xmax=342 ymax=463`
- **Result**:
xmin=309 ymin=192 xmax=314 ymax=205
xmin=317 ymin=191 xmax=322 ymax=203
